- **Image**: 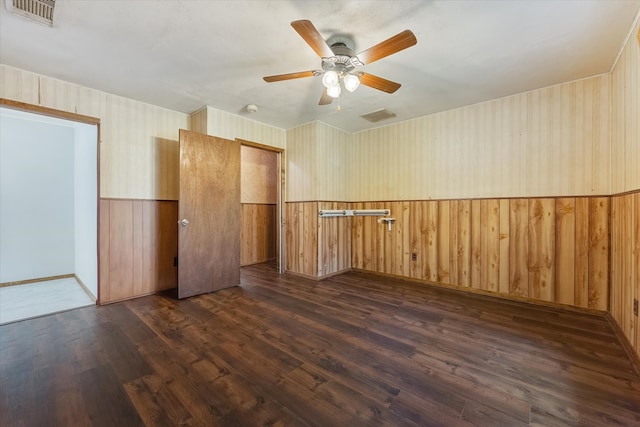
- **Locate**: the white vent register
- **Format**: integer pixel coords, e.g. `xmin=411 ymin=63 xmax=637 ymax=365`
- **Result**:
xmin=6 ymin=0 xmax=55 ymax=26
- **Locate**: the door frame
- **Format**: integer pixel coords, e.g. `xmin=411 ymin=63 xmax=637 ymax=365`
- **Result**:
xmin=0 ymin=98 xmax=102 ymax=301
xmin=237 ymin=138 xmax=285 ymax=273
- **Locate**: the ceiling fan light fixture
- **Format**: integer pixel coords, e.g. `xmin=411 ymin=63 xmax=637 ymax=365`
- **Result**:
xmin=327 ymin=84 xmax=341 ymax=98
xmin=343 ymin=73 xmax=360 ymax=92
xmin=322 ymin=70 xmax=339 ymax=88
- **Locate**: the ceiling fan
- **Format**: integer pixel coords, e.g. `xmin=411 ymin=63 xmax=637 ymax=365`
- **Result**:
xmin=263 ymin=20 xmax=417 ymax=105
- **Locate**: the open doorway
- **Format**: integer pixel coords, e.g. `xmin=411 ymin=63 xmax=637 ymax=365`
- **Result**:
xmin=239 ymin=140 xmax=284 ymax=273
xmin=0 ymin=105 xmax=98 ymax=324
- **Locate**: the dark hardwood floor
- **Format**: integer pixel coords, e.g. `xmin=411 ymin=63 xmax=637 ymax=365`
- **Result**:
xmin=2 ymin=263 xmax=639 ymax=426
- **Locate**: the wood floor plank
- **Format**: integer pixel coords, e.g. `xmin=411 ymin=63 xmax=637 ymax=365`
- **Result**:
xmin=1 ymin=262 xmax=640 ymax=426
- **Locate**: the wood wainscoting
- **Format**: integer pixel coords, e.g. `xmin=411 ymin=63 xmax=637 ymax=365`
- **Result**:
xmin=287 ymin=196 xmax=610 ymax=312
xmin=99 ymin=199 xmax=178 ymax=303
xmin=611 ymin=190 xmax=640 ymax=364
xmin=285 ymin=202 xmax=352 ymax=278
xmin=100 ymin=199 xmax=279 ymax=303
xmin=241 ymin=203 xmax=277 ymax=266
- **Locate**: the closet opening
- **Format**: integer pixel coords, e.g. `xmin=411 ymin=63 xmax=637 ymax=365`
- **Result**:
xmin=239 ymin=139 xmax=284 ymax=273
xmin=0 ymin=100 xmax=99 ymax=324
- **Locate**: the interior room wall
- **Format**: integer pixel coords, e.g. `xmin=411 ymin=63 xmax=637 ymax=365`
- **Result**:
xmin=347 ymin=74 xmax=611 ymax=201
xmin=74 ymin=123 xmax=99 ymax=297
xmin=0 ymin=112 xmax=75 ymax=283
xmin=610 ymin=17 xmax=640 ymax=362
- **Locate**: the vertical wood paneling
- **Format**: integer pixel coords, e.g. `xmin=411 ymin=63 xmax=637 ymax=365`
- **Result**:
xmin=499 ymin=199 xmax=510 ymax=294
xmin=423 ymin=201 xmax=438 ymax=282
xmin=610 ymin=19 xmax=639 ymax=361
xmin=588 ymin=197 xmax=609 ymax=310
xmin=99 ymin=200 xmax=111 ymax=303
xmin=448 ymin=200 xmax=459 ymax=286
xmin=286 ymin=202 xmax=309 ymax=275
xmin=611 ymin=192 xmax=640 ymax=360
xmin=303 ymin=202 xmax=318 ymax=276
xmin=470 ymin=200 xmax=482 ymax=289
xmin=317 ymin=201 xmax=351 ymax=276
xmin=528 ymin=198 xmax=555 ymax=302
xmin=348 ymin=196 xmax=611 ymax=312
xmin=574 ymin=198 xmax=591 ymax=308
xmin=142 ymin=200 xmax=178 ymax=293
xmin=241 ymin=204 xmax=277 ymax=266
xmin=437 ymin=201 xmax=450 ymax=283
xmin=99 ymin=199 xmax=178 ymax=304
xmin=409 ymin=201 xmax=422 ymax=279
xmin=132 ymin=201 xmax=144 ymax=297
xmin=351 ymin=202 xmax=364 ymax=270
xmin=109 ymin=200 xmax=134 ymax=302
xmin=458 ymin=200 xmax=471 ymax=287
xmin=484 ymin=199 xmax=501 ymax=292
xmin=555 ymin=198 xmax=576 ymax=305
xmin=509 ymin=199 xmax=529 ymax=296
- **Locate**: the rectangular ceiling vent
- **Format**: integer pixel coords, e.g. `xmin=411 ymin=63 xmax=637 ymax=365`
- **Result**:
xmin=360 ymin=108 xmax=397 ymax=123
xmin=5 ymin=0 xmax=55 ymax=26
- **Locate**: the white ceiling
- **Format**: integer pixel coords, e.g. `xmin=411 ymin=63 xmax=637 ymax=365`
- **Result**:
xmin=1 ymin=0 xmax=639 ymax=133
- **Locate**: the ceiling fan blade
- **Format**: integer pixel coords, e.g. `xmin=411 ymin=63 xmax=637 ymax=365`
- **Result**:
xmin=359 ymin=73 xmax=402 ymax=94
xmin=356 ymin=30 xmax=417 ymax=65
xmin=319 ymin=87 xmax=333 ymax=105
xmin=263 ymin=71 xmax=315 ymax=82
xmin=291 ymin=20 xmax=335 ymax=58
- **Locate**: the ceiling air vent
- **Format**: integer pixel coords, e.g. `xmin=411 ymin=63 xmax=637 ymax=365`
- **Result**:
xmin=5 ymin=0 xmax=55 ymax=26
xmin=360 ymin=108 xmax=397 ymax=123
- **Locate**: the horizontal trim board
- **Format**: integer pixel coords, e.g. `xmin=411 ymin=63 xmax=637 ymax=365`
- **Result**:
xmin=0 ymin=273 xmax=75 ymax=288
xmin=351 ymin=268 xmax=608 ymax=317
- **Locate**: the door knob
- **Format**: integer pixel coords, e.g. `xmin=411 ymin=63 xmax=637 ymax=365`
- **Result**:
xmin=179 ymin=219 xmax=189 ymax=227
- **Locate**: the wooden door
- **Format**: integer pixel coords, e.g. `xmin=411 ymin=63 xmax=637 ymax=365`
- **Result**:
xmin=178 ymin=129 xmax=240 ymax=299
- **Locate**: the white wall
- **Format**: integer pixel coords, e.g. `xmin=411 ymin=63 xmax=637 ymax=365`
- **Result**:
xmin=74 ymin=123 xmax=98 ymax=297
xmin=0 ymin=108 xmax=97 ymax=297
xmin=0 ymin=112 xmax=75 ymax=282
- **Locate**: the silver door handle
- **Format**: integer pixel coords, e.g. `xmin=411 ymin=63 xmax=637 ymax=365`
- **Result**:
xmin=179 ymin=219 xmax=189 ymax=227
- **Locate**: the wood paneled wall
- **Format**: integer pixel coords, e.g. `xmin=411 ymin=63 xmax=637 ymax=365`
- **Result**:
xmin=285 ymin=201 xmax=351 ymax=278
xmin=351 ymin=197 xmax=609 ymax=310
xmin=99 ymin=199 xmax=177 ymax=303
xmin=610 ymin=18 xmax=640 ymax=363
xmin=241 ymin=204 xmax=277 ymax=266
xmin=288 ymin=196 xmax=610 ymax=311
xmin=285 ymin=202 xmax=318 ymax=277
xmin=318 ymin=202 xmax=352 ymax=277
xmin=611 ymin=192 xmax=640 ymax=360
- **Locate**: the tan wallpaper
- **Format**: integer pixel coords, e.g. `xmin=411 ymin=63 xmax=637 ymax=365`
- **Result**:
xmin=0 ymin=64 xmax=190 ymax=200
xmin=347 ymin=74 xmax=611 ymax=201
xmin=205 ymin=106 xmax=285 ymax=149
xmin=611 ymin=18 xmax=640 ymax=194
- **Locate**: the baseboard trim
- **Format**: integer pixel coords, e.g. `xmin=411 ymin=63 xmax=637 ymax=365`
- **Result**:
xmin=0 ymin=274 xmax=75 ymax=288
xmin=73 ymin=275 xmax=97 ymax=303
xmin=605 ymin=312 xmax=640 ymax=378
xmin=350 ymin=268 xmax=608 ymax=317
